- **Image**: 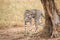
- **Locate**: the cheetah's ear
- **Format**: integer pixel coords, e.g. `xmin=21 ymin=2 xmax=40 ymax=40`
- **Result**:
xmin=25 ymin=10 xmax=30 ymax=13
xmin=26 ymin=10 xmax=29 ymax=11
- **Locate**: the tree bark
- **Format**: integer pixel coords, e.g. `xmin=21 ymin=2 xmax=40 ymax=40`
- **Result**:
xmin=41 ymin=0 xmax=60 ymax=38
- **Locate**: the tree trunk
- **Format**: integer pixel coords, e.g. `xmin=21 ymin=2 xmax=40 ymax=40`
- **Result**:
xmin=41 ymin=0 xmax=60 ymax=38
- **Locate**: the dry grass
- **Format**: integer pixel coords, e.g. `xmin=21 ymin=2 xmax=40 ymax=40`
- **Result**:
xmin=0 ymin=0 xmax=44 ymax=27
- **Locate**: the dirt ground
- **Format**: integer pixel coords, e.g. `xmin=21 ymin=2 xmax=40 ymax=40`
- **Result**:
xmin=0 ymin=27 xmax=60 ymax=40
